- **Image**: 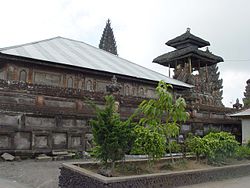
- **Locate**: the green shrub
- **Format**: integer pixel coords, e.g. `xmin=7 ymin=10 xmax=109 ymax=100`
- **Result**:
xmin=187 ymin=132 xmax=239 ymax=164
xmin=235 ymin=146 xmax=250 ymax=160
xmin=166 ymin=140 xmax=181 ymax=154
xmin=187 ymin=136 xmax=209 ymax=161
xmin=131 ymin=125 xmax=166 ymax=161
xmin=247 ymin=140 xmax=250 ymax=148
xmin=203 ymin=132 xmax=239 ymax=163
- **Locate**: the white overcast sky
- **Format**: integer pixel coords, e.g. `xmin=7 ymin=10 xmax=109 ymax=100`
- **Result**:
xmin=0 ymin=0 xmax=249 ymax=107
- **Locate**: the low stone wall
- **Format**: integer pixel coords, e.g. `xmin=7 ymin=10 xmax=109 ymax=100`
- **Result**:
xmin=59 ymin=161 xmax=250 ymax=188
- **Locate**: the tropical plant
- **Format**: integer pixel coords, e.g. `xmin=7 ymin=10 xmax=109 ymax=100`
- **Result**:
xmin=235 ymin=145 xmax=250 ymax=160
xmin=90 ymin=95 xmax=131 ymax=172
xmin=187 ymin=131 xmax=239 ymax=164
xmin=131 ymin=125 xmax=166 ymax=162
xmin=132 ymin=80 xmax=189 ymax=163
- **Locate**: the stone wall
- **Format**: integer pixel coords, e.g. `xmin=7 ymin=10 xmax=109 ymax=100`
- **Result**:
xmin=59 ymin=162 xmax=250 ymax=188
xmin=0 ymin=79 xmax=148 ymax=155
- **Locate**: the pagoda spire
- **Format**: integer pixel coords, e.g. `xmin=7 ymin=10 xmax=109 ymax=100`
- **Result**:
xmin=243 ymin=79 xmax=250 ymax=107
xmin=99 ymin=19 xmax=118 ymax=55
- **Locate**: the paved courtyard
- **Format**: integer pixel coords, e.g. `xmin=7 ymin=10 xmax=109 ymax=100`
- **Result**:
xmin=0 ymin=159 xmax=250 ymax=188
xmin=0 ymin=159 xmax=85 ymax=188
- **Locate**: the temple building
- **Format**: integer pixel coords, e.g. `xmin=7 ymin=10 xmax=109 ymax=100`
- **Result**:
xmin=0 ymin=36 xmax=191 ymax=156
xmin=0 ymin=26 xmax=241 ymax=156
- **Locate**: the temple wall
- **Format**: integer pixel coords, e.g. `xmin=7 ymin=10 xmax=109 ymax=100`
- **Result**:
xmin=0 ymin=61 xmax=241 ymax=155
xmin=0 ymin=77 xmax=150 ymax=155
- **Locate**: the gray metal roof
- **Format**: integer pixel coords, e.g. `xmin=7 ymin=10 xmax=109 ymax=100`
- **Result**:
xmin=229 ymin=108 xmax=250 ymax=117
xmin=0 ymin=36 xmax=192 ymax=88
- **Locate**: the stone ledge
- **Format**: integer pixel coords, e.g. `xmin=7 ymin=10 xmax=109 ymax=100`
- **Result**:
xmin=59 ymin=161 xmax=250 ymax=188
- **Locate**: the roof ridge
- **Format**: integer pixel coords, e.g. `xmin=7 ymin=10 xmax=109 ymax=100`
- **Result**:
xmin=0 ymin=36 xmax=62 ymax=51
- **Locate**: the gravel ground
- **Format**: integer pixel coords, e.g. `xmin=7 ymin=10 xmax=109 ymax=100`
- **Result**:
xmin=0 ymin=159 xmax=87 ymax=188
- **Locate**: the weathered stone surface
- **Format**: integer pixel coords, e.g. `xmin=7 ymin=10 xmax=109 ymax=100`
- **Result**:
xmin=52 ymin=133 xmax=67 ymax=148
xmin=34 ymin=136 xmax=48 ymax=148
xmin=1 ymin=153 xmax=15 ymax=161
xmin=59 ymin=162 xmax=250 ymax=188
xmin=14 ymin=132 xmax=31 ymax=150
xmin=71 ymin=137 xmax=81 ymax=148
xmin=25 ymin=116 xmax=55 ymax=128
xmin=0 ymin=135 xmax=11 ymax=149
xmin=52 ymin=151 xmax=68 ymax=156
xmin=36 ymin=154 xmax=52 ymax=161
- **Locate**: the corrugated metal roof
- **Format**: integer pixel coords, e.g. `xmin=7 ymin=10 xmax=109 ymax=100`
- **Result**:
xmin=230 ymin=108 xmax=250 ymax=117
xmin=0 ymin=36 xmax=192 ymax=88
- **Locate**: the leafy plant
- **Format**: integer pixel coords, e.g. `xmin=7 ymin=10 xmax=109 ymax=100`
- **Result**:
xmin=187 ymin=135 xmax=208 ymax=161
xmin=166 ymin=140 xmax=181 ymax=154
xmin=187 ymin=132 xmax=239 ymax=164
xmin=131 ymin=125 xmax=166 ymax=162
xmin=90 ymin=95 xmax=132 ymax=172
xmin=235 ymin=145 xmax=250 ymax=160
xmin=132 ymin=81 xmax=189 ymax=163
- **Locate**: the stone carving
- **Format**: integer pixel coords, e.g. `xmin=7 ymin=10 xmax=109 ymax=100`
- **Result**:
xmin=233 ymin=98 xmax=243 ymax=110
xmin=85 ymin=133 xmax=94 ymax=152
xmin=106 ymin=75 xmax=121 ymax=94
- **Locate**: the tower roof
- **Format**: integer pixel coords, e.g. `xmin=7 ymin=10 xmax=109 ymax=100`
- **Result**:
xmin=154 ymin=29 xmax=223 ymax=68
xmin=166 ymin=28 xmax=210 ymax=49
xmin=99 ymin=19 xmax=118 ymax=55
xmin=153 ymin=46 xmax=223 ymax=68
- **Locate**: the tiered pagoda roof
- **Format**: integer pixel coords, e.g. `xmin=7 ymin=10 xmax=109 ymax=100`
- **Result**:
xmin=153 ymin=28 xmax=223 ymax=69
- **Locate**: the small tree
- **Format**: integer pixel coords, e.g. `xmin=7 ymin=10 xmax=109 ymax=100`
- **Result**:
xmin=133 ymin=81 xmax=189 ymax=163
xmin=90 ymin=95 xmax=131 ymax=173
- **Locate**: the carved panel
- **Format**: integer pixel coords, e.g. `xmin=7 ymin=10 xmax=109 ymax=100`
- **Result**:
xmin=34 ymin=71 xmax=62 ymax=86
xmin=45 ymin=100 xmax=75 ymax=108
xmin=14 ymin=132 xmax=31 ymax=150
xmin=62 ymin=119 xmax=75 ymax=127
xmin=76 ymin=119 xmax=86 ymax=127
xmin=25 ymin=116 xmax=55 ymax=128
xmin=96 ymin=81 xmax=108 ymax=92
xmin=34 ymin=135 xmax=49 ymax=149
xmin=0 ymin=135 xmax=11 ymax=149
xmin=71 ymin=136 xmax=81 ymax=148
xmin=0 ymin=114 xmax=19 ymax=127
xmin=52 ymin=133 xmax=67 ymax=148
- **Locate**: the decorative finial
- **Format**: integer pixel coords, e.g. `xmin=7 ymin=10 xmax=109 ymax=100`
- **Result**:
xmin=206 ymin=47 xmax=210 ymax=52
xmin=233 ymin=98 xmax=243 ymax=110
xmin=186 ymin=28 xmax=191 ymax=33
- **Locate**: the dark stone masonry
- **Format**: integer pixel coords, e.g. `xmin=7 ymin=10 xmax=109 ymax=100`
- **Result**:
xmin=59 ymin=162 xmax=250 ymax=188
